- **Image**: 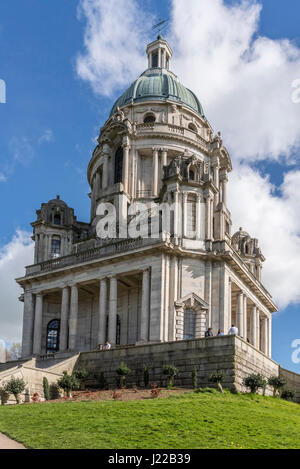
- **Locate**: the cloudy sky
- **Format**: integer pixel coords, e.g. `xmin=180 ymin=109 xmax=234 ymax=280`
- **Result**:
xmin=0 ymin=0 xmax=300 ymax=370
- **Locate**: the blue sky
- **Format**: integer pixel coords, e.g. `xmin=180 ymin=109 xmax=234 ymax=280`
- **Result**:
xmin=0 ymin=0 xmax=300 ymax=371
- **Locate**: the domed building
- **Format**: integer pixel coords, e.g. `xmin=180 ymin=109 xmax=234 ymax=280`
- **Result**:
xmin=15 ymin=37 xmax=282 ymax=393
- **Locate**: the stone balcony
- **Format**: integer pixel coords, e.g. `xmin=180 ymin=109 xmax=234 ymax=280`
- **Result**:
xmin=25 ymin=236 xmax=161 ymax=277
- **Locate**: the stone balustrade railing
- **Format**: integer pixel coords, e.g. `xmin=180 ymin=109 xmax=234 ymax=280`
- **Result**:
xmin=25 ymin=237 xmax=159 ymax=277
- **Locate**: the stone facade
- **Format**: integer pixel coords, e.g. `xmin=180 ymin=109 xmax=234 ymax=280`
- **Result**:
xmin=16 ymin=36 xmax=277 ymax=367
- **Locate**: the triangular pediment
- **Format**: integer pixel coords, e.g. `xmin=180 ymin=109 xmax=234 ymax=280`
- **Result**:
xmin=175 ymin=292 xmax=208 ymax=310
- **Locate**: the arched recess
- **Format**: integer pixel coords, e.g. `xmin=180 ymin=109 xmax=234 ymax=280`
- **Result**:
xmin=114 ymin=147 xmax=123 ymax=184
xmin=46 ymin=319 xmax=60 ymax=353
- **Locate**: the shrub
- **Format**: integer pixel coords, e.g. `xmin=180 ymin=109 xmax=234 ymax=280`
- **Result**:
xmin=151 ymin=388 xmax=161 ymax=398
xmin=49 ymin=383 xmax=60 ymax=400
xmin=98 ymin=372 xmax=107 ymax=390
xmin=192 ymin=367 xmax=198 ymax=389
xmin=0 ymin=387 xmax=10 ymax=406
xmin=57 ymin=371 xmax=80 ymax=398
xmin=116 ymin=362 xmax=131 ymax=388
xmin=243 ymin=373 xmax=266 ymax=394
xmin=31 ymin=392 xmax=40 ymax=403
xmin=73 ymin=368 xmax=88 ymax=390
xmin=163 ymin=365 xmax=179 ymax=388
xmin=281 ymin=389 xmax=296 ymax=402
xmin=143 ymin=365 xmax=150 ymax=388
xmin=43 ymin=377 xmax=50 ymax=401
xmin=5 ymin=377 xmax=26 ymax=404
xmin=209 ymin=372 xmax=225 ymax=393
xmin=268 ymin=376 xmax=287 ymax=397
xmin=112 ymin=391 xmax=122 ymax=400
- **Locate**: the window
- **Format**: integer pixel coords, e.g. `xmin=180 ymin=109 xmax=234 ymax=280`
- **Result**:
xmin=189 ymin=169 xmax=195 ymax=181
xmin=46 ymin=319 xmax=60 ymax=353
xmin=143 ymin=114 xmax=156 ymax=124
xmin=152 ymin=52 xmax=158 ymax=68
xmin=53 ymin=214 xmax=61 ymax=225
xmin=114 ymin=147 xmax=123 ymax=184
xmin=183 ymin=310 xmax=196 ymax=339
xmin=51 ymin=236 xmax=61 ymax=258
xmin=116 ymin=314 xmax=121 ymax=345
xmin=188 ymin=123 xmax=197 ymax=133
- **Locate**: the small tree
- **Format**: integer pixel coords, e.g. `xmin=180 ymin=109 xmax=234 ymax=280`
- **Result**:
xmin=192 ymin=367 xmax=198 ymax=389
xmin=116 ymin=362 xmax=131 ymax=388
xmin=268 ymin=376 xmax=287 ymax=397
xmin=243 ymin=373 xmax=266 ymax=394
xmin=43 ymin=377 xmax=50 ymax=401
xmin=209 ymin=371 xmax=225 ymax=393
xmin=98 ymin=372 xmax=107 ymax=390
xmin=0 ymin=386 xmax=9 ymax=406
xmin=57 ymin=371 xmax=80 ymax=398
xmin=73 ymin=368 xmax=88 ymax=390
xmin=281 ymin=389 xmax=296 ymax=402
xmin=163 ymin=365 xmax=178 ymax=389
xmin=143 ymin=366 xmax=150 ymax=388
xmin=5 ymin=377 xmax=26 ymax=404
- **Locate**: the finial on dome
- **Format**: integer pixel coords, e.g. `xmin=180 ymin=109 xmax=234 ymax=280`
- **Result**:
xmin=56 ymin=195 xmax=60 ymax=200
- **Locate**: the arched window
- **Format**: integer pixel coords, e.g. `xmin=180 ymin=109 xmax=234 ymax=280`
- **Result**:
xmin=114 ymin=147 xmax=123 ymax=184
xmin=51 ymin=236 xmax=61 ymax=258
xmin=116 ymin=314 xmax=121 ymax=345
xmin=189 ymin=169 xmax=195 ymax=181
xmin=143 ymin=113 xmax=156 ymax=124
xmin=152 ymin=52 xmax=158 ymax=68
xmin=183 ymin=310 xmax=196 ymax=339
xmin=53 ymin=214 xmax=61 ymax=225
xmin=46 ymin=319 xmax=60 ymax=353
xmin=188 ymin=123 xmax=197 ymax=133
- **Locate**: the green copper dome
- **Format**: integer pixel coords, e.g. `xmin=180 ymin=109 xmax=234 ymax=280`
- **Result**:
xmin=110 ymin=69 xmax=205 ymax=118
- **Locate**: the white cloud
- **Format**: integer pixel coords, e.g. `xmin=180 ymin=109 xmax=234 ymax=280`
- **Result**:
xmin=38 ymin=129 xmax=54 ymax=145
xmin=0 ymin=231 xmax=34 ymax=343
xmin=0 ymin=172 xmax=6 ymax=183
xmin=76 ymin=0 xmax=152 ymax=96
xmin=228 ymin=166 xmax=300 ymax=308
xmin=170 ymin=0 xmax=300 ymax=163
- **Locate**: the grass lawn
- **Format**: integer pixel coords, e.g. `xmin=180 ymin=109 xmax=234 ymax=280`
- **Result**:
xmin=0 ymin=390 xmax=299 ymax=449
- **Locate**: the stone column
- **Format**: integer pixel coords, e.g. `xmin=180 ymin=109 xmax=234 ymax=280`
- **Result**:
xmin=97 ymin=278 xmax=107 ymax=346
xmin=152 ymin=148 xmax=159 ymax=197
xmin=122 ymin=140 xmax=130 ymax=193
xmin=95 ymin=171 xmax=101 ymax=199
xmin=102 ymin=155 xmax=109 ymax=189
xmin=237 ymin=292 xmax=244 ymax=338
xmin=161 ymin=148 xmax=168 ymax=167
xmin=205 ymin=196 xmax=212 ymax=240
xmin=250 ymin=305 xmax=257 ymax=348
xmin=59 ymin=287 xmax=69 ymax=351
xmin=22 ymin=291 xmax=34 ymax=357
xmin=182 ymin=192 xmax=188 ymax=238
xmin=268 ymin=317 xmax=272 ymax=358
xmin=173 ymin=190 xmax=180 ymax=242
xmin=108 ymin=276 xmax=117 ymax=345
xmin=227 ymin=279 xmax=232 ymax=334
xmin=196 ymin=194 xmax=202 ymax=240
xmin=69 ymin=285 xmax=78 ymax=350
xmin=262 ymin=316 xmax=268 ymax=355
xmin=140 ymin=268 xmax=150 ymax=342
xmin=256 ymin=309 xmax=261 ymax=351
xmin=243 ymin=294 xmax=248 ymax=340
xmin=33 ymin=293 xmax=43 ymax=355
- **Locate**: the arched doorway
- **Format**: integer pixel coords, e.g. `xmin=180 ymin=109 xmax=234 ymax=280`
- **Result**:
xmin=46 ymin=319 xmax=60 ymax=353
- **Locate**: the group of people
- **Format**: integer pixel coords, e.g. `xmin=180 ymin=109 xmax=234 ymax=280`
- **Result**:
xmin=98 ymin=341 xmax=112 ymax=351
xmin=205 ymin=325 xmax=239 ymax=337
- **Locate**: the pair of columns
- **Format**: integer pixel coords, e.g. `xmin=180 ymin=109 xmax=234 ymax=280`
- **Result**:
xmin=152 ymin=148 xmax=168 ymax=197
xmin=236 ymin=291 xmax=270 ymax=356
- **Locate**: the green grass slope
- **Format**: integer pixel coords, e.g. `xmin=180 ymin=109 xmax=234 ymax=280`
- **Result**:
xmin=0 ymin=391 xmax=299 ymax=449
